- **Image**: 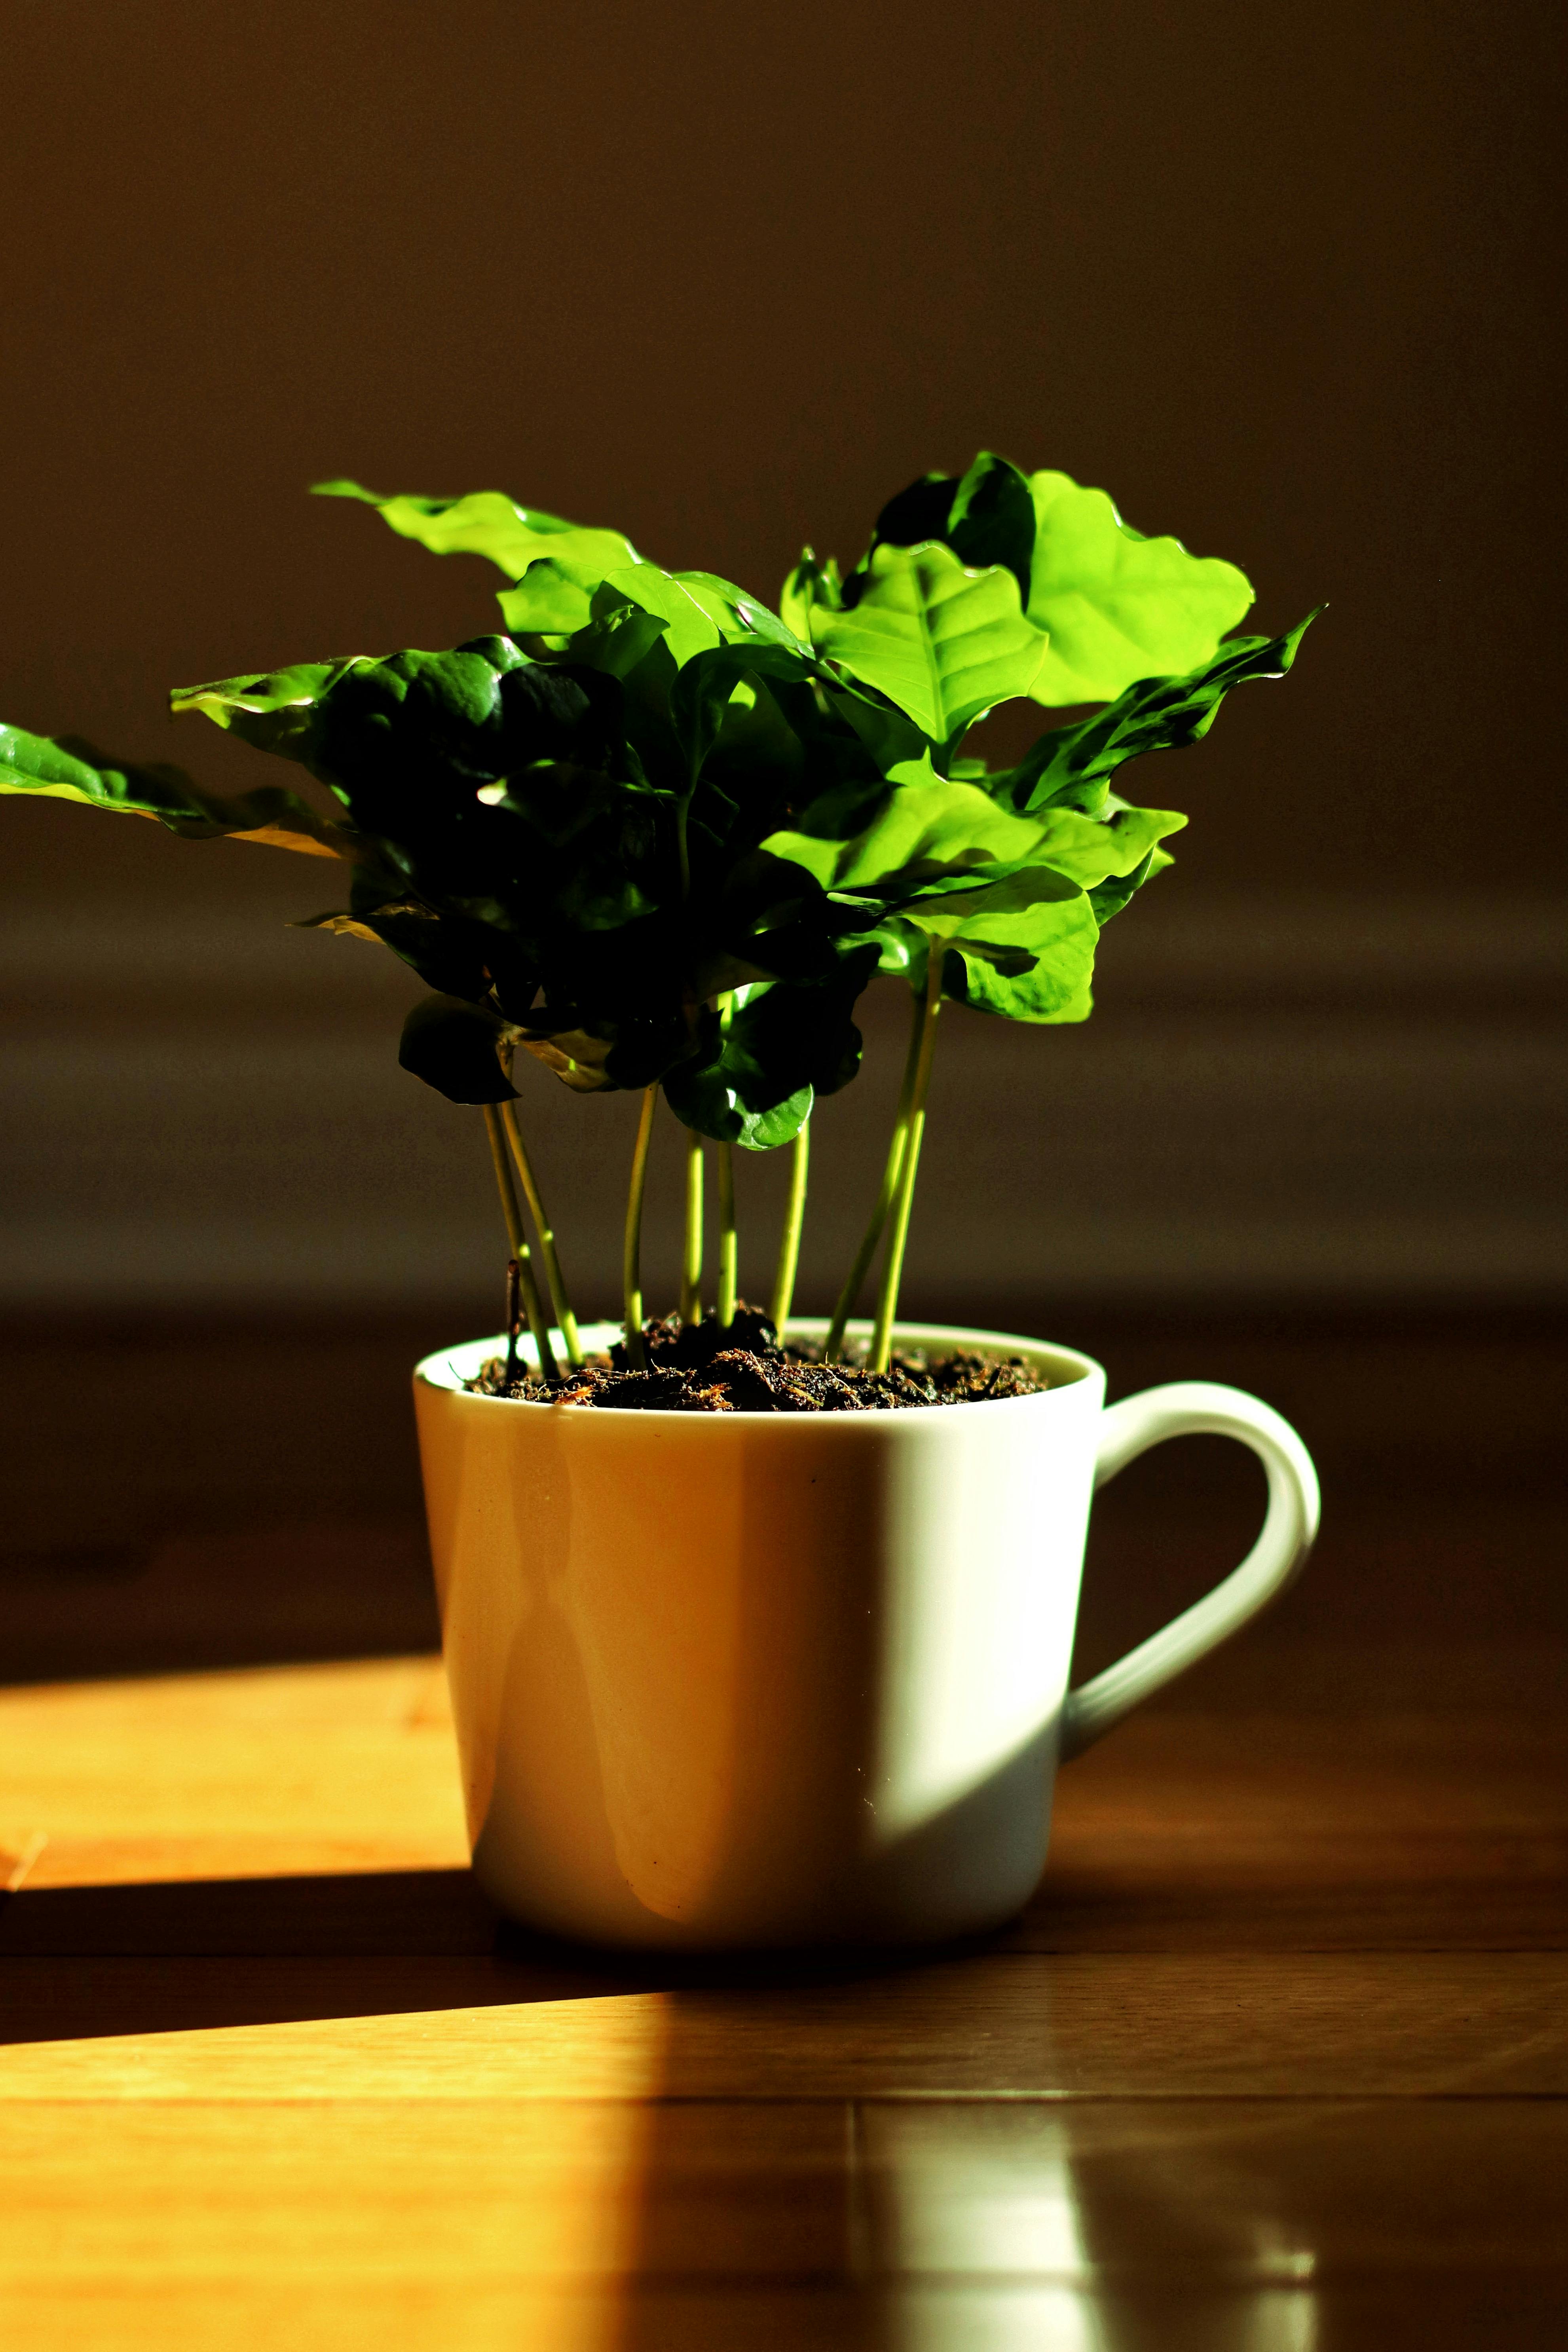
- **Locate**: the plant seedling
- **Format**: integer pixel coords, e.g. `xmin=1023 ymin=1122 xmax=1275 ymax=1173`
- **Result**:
xmin=1 ymin=452 xmax=1316 ymax=1397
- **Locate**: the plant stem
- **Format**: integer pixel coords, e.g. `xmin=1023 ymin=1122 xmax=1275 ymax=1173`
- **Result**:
xmin=824 ymin=985 xmax=926 ymax=1360
xmin=503 ymin=1257 xmax=521 ymax=1391
xmin=482 ymin=1105 xmax=558 ymax=1383
xmin=499 ymin=1099 xmax=582 ymax=1365
xmin=869 ymin=945 xmax=945 ymax=1373
xmin=680 ymin=1124 xmax=704 ymax=1327
xmin=716 ymin=1141 xmax=737 ymax=1328
xmin=769 ymin=1118 xmax=810 ymax=1338
xmin=622 ymin=1084 xmax=659 ymax=1371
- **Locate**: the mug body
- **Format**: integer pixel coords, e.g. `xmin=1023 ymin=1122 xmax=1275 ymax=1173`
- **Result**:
xmin=414 ymin=1321 xmax=1105 ymax=1951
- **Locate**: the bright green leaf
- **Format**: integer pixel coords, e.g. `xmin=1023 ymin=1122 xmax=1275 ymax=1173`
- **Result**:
xmin=594 ymin=567 xmax=723 ymax=668
xmin=780 ymin=547 xmax=843 ymax=643
xmin=815 ymin=544 xmax=1049 ymax=742
xmin=497 ymin=557 xmax=604 ymax=635
xmin=673 ymin=573 xmax=809 ymax=654
xmin=998 ymin=612 xmax=1321 ymax=815
xmin=1021 ymin=799 xmax=1186 ymax=890
xmin=1023 ymin=471 xmax=1254 ymax=704
xmin=763 ymin=756 xmax=1059 ymax=898
xmin=1088 ymin=841 xmax=1175 ymax=927
xmin=873 ymin=865 xmax=1099 ymax=1023
xmin=314 ymin=480 xmax=641 ymax=585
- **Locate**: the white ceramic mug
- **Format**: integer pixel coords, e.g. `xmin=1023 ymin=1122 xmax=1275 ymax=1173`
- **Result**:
xmin=414 ymin=1320 xmax=1319 ymax=1951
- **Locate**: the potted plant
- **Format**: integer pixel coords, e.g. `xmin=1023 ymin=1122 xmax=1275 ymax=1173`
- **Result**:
xmin=1 ymin=452 xmax=1320 ymax=1949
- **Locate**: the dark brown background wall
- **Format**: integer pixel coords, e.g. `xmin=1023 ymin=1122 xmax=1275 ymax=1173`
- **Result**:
xmin=4 ymin=0 xmax=1561 ymax=892
xmin=2 ymin=0 xmax=1563 ymax=1321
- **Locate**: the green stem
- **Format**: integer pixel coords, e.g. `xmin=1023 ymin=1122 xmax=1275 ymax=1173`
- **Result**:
xmin=503 ymin=1258 xmax=522 ymax=1391
xmin=622 ymin=1084 xmax=659 ymax=1371
xmin=869 ymin=946 xmax=945 ymax=1374
xmin=824 ymin=986 xmax=926 ymax=1361
xmin=716 ymin=1140 xmax=738 ymax=1329
xmin=499 ymin=1097 xmax=582 ymax=1366
xmin=482 ymin=1106 xmax=558 ymax=1383
xmin=769 ymin=1118 xmax=810 ymax=1338
xmin=680 ymin=1124 xmax=704 ymax=1327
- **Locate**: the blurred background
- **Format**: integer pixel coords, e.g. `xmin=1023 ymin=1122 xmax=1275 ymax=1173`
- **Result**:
xmin=2 ymin=0 xmax=1563 ymax=1691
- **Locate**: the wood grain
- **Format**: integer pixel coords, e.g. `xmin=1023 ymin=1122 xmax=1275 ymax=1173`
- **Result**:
xmin=3 ymin=1953 xmax=1566 ymax=2096
xmin=2 ymin=1652 xmax=1566 ymax=2348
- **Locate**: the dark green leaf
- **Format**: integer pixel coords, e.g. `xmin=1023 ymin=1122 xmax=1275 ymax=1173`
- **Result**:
xmin=943 ymin=452 xmax=1036 ymax=597
xmin=822 ymin=680 xmax=930 ymax=775
xmin=668 ymin=640 xmax=819 ymax=782
xmin=398 ymin=994 xmax=517 ymax=1103
xmin=865 ymin=452 xmax=1033 ymax=602
xmin=174 ymin=642 xmax=657 ymax=930
xmin=664 ymin=954 xmax=876 ymax=1147
xmin=296 ymin=898 xmax=499 ymax=999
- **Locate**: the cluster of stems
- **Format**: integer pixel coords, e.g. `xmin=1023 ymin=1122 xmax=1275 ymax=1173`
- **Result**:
xmin=826 ymin=944 xmax=944 ymax=1372
xmin=480 ymin=1057 xmax=585 ymax=1386
xmin=480 ymin=951 xmax=947 ymax=1380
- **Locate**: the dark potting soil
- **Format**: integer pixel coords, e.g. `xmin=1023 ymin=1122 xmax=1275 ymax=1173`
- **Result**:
xmin=467 ymin=1304 xmax=1052 ymax=1414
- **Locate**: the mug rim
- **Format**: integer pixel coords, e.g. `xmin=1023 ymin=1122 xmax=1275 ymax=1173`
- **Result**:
xmin=415 ymin=1317 xmax=1105 ymax=1421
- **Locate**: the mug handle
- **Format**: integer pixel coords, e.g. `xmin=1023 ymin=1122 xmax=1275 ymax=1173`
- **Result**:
xmin=1059 ymin=1382 xmax=1321 ymax=1761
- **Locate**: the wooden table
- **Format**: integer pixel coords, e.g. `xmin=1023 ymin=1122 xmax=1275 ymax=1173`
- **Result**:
xmin=2 ymin=1653 xmax=1566 ymax=2348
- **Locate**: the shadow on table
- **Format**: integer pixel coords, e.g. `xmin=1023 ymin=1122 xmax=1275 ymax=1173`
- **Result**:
xmin=0 ymin=1862 xmax=994 ymax=2045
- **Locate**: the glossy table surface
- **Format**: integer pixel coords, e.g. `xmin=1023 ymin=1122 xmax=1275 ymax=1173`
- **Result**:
xmin=2 ymin=1651 xmax=1565 ymax=2350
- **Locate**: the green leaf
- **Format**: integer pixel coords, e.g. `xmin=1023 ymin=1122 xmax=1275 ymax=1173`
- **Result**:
xmin=296 ymin=900 xmax=495 ymax=998
xmin=1013 ymin=798 xmax=1186 ymax=890
xmin=822 ymin=680 xmax=930 ymax=776
xmin=997 ymin=612 xmax=1321 ymax=816
xmin=673 ymin=573 xmax=810 ymax=654
xmin=815 ymin=543 xmax=1048 ymax=742
xmin=669 ymin=641 xmax=819 ymax=783
xmin=549 ymin=600 xmax=672 ymax=681
xmin=763 ymin=755 xmax=1057 ymax=898
xmin=173 ymin=641 xmax=666 ymax=952
xmin=315 ymin=480 xmax=641 ymax=585
xmin=1088 ymin=841 xmax=1175 ymax=927
xmin=512 ymin=1026 xmax=620 ymax=1093
xmin=858 ymin=453 xmax=1034 ymax=602
xmin=171 ymin=660 xmax=368 ymax=759
xmin=664 ymin=963 xmax=873 ymax=1148
xmin=496 ymin=557 xmax=604 ymax=635
xmin=398 ymin=994 xmax=517 ymax=1103
xmin=943 ymin=451 xmax=1035 ymax=594
xmin=588 ymin=568 xmax=724 ymax=669
xmin=873 ymin=866 xmax=1099 ymax=1023
xmin=945 ymin=936 xmax=1097 ymax=1023
xmin=1023 ymin=471 xmax=1254 ymax=703
xmin=780 ymin=547 xmax=843 ymax=642
xmin=0 ymin=722 xmax=352 ymax=857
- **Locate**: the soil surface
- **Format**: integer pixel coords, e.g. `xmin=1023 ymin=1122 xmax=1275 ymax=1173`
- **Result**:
xmin=468 ymin=1305 xmax=1052 ymax=1413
